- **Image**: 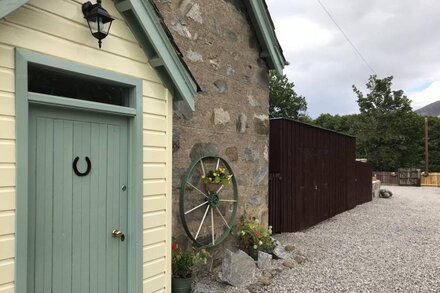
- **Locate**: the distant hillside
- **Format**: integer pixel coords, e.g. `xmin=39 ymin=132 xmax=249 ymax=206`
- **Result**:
xmin=415 ymin=100 xmax=440 ymax=116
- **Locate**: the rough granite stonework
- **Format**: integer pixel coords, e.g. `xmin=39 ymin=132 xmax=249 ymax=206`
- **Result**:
xmin=154 ymin=0 xmax=270 ymax=252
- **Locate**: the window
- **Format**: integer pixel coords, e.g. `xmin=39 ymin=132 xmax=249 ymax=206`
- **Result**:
xmin=28 ymin=64 xmax=130 ymax=106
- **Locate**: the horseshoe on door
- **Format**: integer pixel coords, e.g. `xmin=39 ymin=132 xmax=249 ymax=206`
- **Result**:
xmin=73 ymin=156 xmax=92 ymax=177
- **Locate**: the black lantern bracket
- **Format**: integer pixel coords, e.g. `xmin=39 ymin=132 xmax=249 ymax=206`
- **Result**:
xmin=82 ymin=0 xmax=114 ymax=48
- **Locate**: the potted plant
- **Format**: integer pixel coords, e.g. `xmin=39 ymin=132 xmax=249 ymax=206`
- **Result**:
xmin=236 ymin=214 xmax=276 ymax=260
xmin=201 ymin=167 xmax=233 ymax=193
xmin=171 ymin=241 xmax=210 ymax=293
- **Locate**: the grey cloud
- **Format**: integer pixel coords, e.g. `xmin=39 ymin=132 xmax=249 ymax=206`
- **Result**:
xmin=267 ymin=0 xmax=440 ymax=117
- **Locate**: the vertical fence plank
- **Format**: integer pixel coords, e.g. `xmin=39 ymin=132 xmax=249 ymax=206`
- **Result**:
xmin=421 ymin=173 xmax=440 ymax=186
xmin=269 ymin=119 xmax=373 ymax=233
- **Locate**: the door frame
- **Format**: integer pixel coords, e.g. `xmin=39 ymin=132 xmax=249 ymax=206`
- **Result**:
xmin=15 ymin=49 xmax=143 ymax=293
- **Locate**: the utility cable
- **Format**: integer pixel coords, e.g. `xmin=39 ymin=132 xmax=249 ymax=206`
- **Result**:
xmin=316 ymin=0 xmax=377 ymax=75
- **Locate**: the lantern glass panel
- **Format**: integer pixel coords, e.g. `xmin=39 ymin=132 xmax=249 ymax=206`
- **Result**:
xmin=100 ymin=18 xmax=112 ymax=35
xmin=87 ymin=16 xmax=99 ymax=34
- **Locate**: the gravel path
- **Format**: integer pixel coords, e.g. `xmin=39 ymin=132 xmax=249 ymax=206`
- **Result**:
xmin=265 ymin=186 xmax=440 ymax=292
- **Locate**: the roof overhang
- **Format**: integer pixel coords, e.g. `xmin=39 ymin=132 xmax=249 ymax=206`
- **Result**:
xmin=114 ymin=0 xmax=198 ymax=111
xmin=244 ymin=0 xmax=288 ymax=74
xmin=0 ymin=0 xmax=198 ymax=111
xmin=0 ymin=0 xmax=30 ymax=19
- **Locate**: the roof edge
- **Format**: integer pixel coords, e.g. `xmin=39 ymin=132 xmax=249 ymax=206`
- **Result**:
xmin=244 ymin=0 xmax=288 ymax=74
xmin=270 ymin=118 xmax=357 ymax=138
xmin=114 ymin=0 xmax=199 ymax=111
xmin=0 ymin=0 xmax=30 ymax=19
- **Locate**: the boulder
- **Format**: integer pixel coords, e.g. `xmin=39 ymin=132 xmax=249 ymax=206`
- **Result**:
xmin=282 ymin=260 xmax=295 ymax=269
xmin=257 ymin=251 xmax=272 ymax=269
xmin=272 ymin=239 xmax=288 ymax=259
xmin=284 ymin=244 xmax=296 ymax=252
xmin=219 ymin=249 xmax=257 ymax=287
xmin=294 ymin=254 xmax=307 ymax=264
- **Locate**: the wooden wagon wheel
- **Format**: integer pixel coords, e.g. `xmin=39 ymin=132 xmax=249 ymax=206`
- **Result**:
xmin=180 ymin=156 xmax=238 ymax=247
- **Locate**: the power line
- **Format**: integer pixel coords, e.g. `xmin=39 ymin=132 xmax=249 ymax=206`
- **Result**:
xmin=316 ymin=0 xmax=377 ymax=75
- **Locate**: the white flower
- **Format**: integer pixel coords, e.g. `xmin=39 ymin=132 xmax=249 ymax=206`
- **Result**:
xmin=259 ymin=240 xmax=263 ymax=245
xmin=253 ymin=245 xmax=258 ymax=249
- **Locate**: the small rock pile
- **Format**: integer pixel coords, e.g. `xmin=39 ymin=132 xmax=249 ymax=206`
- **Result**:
xmin=193 ymin=240 xmax=307 ymax=293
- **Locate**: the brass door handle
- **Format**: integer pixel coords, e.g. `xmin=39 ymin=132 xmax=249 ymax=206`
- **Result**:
xmin=112 ymin=229 xmax=125 ymax=242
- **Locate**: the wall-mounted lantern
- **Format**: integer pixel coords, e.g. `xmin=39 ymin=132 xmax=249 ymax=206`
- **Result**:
xmin=82 ymin=0 xmax=114 ymax=48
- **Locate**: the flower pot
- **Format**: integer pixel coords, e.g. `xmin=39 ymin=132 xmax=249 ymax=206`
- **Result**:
xmin=247 ymin=246 xmax=260 ymax=261
xmin=172 ymin=277 xmax=192 ymax=293
xmin=205 ymin=182 xmax=221 ymax=193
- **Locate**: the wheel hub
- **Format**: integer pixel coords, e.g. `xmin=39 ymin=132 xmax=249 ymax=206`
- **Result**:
xmin=208 ymin=193 xmax=220 ymax=208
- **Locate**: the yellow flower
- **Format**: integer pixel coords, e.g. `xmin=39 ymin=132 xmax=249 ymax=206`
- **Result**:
xmin=213 ymin=172 xmax=218 ymax=177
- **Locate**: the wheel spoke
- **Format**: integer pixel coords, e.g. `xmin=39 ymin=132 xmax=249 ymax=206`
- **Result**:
xmin=215 ymin=207 xmax=231 ymax=229
xmin=195 ymin=205 xmax=210 ymax=240
xmin=185 ymin=201 xmax=208 ymax=215
xmin=186 ymin=181 xmax=209 ymax=199
xmin=215 ymin=158 xmax=220 ymax=170
xmin=211 ymin=207 xmax=215 ymax=245
xmin=219 ymin=199 xmax=237 ymax=202
xmin=200 ymin=159 xmax=206 ymax=176
xmin=216 ymin=184 xmax=224 ymax=193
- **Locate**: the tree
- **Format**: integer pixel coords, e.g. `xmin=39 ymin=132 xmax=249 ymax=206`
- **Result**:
xmin=353 ymin=75 xmax=412 ymax=116
xmin=425 ymin=117 xmax=440 ymax=172
xmin=352 ymin=75 xmax=423 ymax=170
xmin=269 ymin=70 xmax=308 ymax=120
xmin=314 ymin=113 xmax=359 ymax=136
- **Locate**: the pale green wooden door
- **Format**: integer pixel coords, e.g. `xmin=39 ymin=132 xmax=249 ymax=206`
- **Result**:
xmin=28 ymin=106 xmax=129 ymax=293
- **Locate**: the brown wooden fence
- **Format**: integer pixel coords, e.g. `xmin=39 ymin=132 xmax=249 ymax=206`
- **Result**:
xmin=269 ymin=119 xmax=373 ymax=233
xmin=374 ymin=169 xmax=420 ymax=186
xmin=421 ymin=173 xmax=440 ymax=186
xmin=398 ymin=168 xmax=420 ymax=186
xmin=355 ymin=162 xmax=373 ymax=205
xmin=374 ymin=171 xmax=399 ymax=185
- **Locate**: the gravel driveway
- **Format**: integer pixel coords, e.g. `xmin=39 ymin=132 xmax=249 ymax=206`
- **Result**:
xmin=265 ymin=186 xmax=440 ymax=292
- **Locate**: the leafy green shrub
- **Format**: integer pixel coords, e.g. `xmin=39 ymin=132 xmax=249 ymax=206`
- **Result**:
xmin=236 ymin=214 xmax=276 ymax=255
xmin=171 ymin=242 xmax=210 ymax=279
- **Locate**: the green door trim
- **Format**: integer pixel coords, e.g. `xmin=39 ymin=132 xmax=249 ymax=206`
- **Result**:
xmin=28 ymin=92 xmax=137 ymax=117
xmin=15 ymin=48 xmax=143 ymax=293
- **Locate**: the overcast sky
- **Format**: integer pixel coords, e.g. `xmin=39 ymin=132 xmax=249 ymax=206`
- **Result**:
xmin=266 ymin=0 xmax=440 ymax=117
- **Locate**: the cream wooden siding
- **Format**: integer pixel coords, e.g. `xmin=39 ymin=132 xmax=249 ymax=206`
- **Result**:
xmin=0 ymin=1 xmax=172 ymax=292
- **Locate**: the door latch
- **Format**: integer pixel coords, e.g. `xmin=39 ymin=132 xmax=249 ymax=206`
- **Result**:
xmin=112 ymin=229 xmax=125 ymax=242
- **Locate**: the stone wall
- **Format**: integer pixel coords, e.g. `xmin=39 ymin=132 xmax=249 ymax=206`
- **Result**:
xmin=154 ymin=0 xmax=270 ymax=251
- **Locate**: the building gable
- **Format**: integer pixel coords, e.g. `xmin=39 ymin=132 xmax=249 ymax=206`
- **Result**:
xmin=2 ymin=0 xmax=288 ymax=82
xmin=1 ymin=0 xmax=199 ymax=111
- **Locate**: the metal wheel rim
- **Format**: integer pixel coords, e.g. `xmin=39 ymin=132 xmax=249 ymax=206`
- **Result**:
xmin=179 ymin=156 xmax=238 ymax=247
